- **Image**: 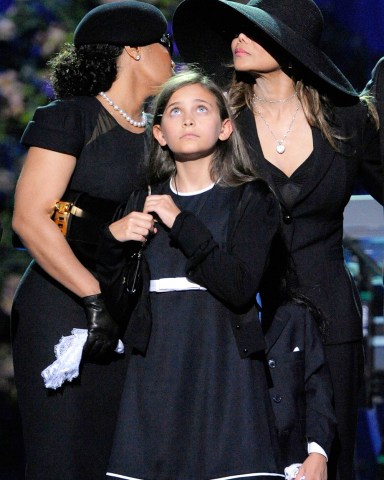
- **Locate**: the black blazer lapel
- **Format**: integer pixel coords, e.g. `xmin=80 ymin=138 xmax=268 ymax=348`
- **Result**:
xmin=292 ymin=128 xmax=336 ymax=207
xmin=236 ymin=107 xmax=270 ymax=178
xmin=264 ymin=308 xmax=291 ymax=354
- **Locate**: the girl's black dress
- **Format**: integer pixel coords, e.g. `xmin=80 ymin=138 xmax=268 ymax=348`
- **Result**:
xmin=104 ymin=181 xmax=285 ymax=480
xmin=11 ymin=96 xmax=147 ymax=480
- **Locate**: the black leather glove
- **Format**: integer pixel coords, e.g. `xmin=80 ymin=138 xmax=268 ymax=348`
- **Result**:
xmin=82 ymin=293 xmax=119 ymax=360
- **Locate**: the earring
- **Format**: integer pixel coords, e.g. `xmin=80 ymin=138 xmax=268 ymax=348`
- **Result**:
xmin=136 ymin=54 xmax=141 ymax=61
xmin=288 ymin=62 xmax=293 ymax=69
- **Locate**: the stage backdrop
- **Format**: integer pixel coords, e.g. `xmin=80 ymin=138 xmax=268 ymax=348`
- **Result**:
xmin=316 ymin=0 xmax=384 ymax=57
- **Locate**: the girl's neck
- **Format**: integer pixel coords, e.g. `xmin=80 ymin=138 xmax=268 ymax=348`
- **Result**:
xmin=173 ymin=160 xmax=215 ymax=193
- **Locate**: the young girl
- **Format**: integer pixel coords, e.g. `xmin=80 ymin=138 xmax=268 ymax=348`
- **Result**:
xmin=96 ymin=69 xmax=284 ymax=479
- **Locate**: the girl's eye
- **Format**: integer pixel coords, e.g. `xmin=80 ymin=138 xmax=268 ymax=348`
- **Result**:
xmin=169 ymin=107 xmax=181 ymax=116
xmin=197 ymin=105 xmax=208 ymax=113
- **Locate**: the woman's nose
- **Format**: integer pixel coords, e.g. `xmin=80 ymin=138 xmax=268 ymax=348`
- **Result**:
xmin=237 ymin=32 xmax=248 ymax=42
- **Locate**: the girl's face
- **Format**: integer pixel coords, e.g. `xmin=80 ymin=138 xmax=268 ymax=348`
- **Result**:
xmin=231 ymin=33 xmax=280 ymax=74
xmin=153 ymin=83 xmax=232 ymax=162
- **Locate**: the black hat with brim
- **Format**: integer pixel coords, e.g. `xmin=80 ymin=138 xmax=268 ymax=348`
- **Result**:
xmin=74 ymin=0 xmax=167 ymax=48
xmin=172 ymin=0 xmax=358 ymax=99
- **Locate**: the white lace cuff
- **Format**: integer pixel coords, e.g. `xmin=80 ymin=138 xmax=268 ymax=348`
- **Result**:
xmin=41 ymin=328 xmax=124 ymax=390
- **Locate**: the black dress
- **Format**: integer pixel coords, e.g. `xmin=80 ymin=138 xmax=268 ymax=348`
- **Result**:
xmin=106 ymin=181 xmax=284 ymax=480
xmin=11 ymin=96 xmax=147 ymax=480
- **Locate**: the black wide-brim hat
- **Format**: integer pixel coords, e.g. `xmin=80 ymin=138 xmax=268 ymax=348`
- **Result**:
xmin=74 ymin=0 xmax=167 ymax=48
xmin=173 ymin=0 xmax=358 ymax=99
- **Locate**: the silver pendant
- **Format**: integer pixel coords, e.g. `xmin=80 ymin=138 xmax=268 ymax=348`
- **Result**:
xmin=276 ymin=141 xmax=285 ymax=154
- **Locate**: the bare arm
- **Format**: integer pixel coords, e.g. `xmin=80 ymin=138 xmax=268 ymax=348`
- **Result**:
xmin=12 ymin=146 xmax=100 ymax=297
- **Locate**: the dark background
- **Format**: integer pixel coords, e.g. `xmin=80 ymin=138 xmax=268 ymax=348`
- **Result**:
xmin=0 ymin=1 xmax=382 ymax=479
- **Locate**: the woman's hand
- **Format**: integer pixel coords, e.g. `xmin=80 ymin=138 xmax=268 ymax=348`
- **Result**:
xmin=143 ymin=194 xmax=181 ymax=229
xmin=109 ymin=211 xmax=156 ymax=242
xmin=82 ymin=293 xmax=119 ymax=360
xmin=295 ymin=453 xmax=327 ymax=480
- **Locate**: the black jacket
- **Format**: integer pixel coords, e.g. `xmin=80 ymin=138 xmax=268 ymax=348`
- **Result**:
xmin=236 ymin=102 xmax=382 ymax=345
xmin=264 ymin=303 xmax=337 ymax=467
xmin=97 ymin=179 xmax=280 ymax=356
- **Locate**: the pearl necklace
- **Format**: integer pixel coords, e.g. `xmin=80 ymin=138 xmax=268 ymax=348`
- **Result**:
xmin=99 ymin=91 xmax=147 ymax=128
xmin=253 ymin=100 xmax=301 ymax=154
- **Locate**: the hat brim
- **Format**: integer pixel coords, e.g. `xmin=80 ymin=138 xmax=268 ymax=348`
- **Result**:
xmin=173 ymin=0 xmax=358 ymax=99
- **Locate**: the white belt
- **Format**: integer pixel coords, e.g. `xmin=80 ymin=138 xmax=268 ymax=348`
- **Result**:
xmin=149 ymin=277 xmax=207 ymax=293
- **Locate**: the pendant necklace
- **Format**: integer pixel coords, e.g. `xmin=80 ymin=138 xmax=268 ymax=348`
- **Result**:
xmin=252 ymin=93 xmax=300 ymax=154
xmin=99 ymin=91 xmax=147 ymax=128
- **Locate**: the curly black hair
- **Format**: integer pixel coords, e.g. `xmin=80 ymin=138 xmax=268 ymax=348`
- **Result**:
xmin=48 ymin=43 xmax=124 ymax=99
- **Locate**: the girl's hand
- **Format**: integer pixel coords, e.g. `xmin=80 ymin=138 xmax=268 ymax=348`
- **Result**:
xmin=143 ymin=195 xmax=181 ymax=229
xmin=109 ymin=211 xmax=156 ymax=242
xmin=295 ymin=453 xmax=327 ymax=480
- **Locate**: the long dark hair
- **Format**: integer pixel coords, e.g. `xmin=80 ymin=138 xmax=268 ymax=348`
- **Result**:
xmin=146 ymin=68 xmax=260 ymax=187
xmin=228 ymin=69 xmax=379 ymax=152
xmin=48 ymin=43 xmax=123 ymax=99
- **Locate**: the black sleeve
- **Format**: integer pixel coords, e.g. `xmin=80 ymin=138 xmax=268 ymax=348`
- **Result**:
xmin=304 ymin=310 xmax=337 ymax=455
xmin=359 ymin=109 xmax=383 ymax=204
xmin=361 ymin=57 xmax=384 ymax=203
xmin=169 ymin=182 xmax=280 ymax=311
xmin=20 ymin=100 xmax=85 ymax=157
